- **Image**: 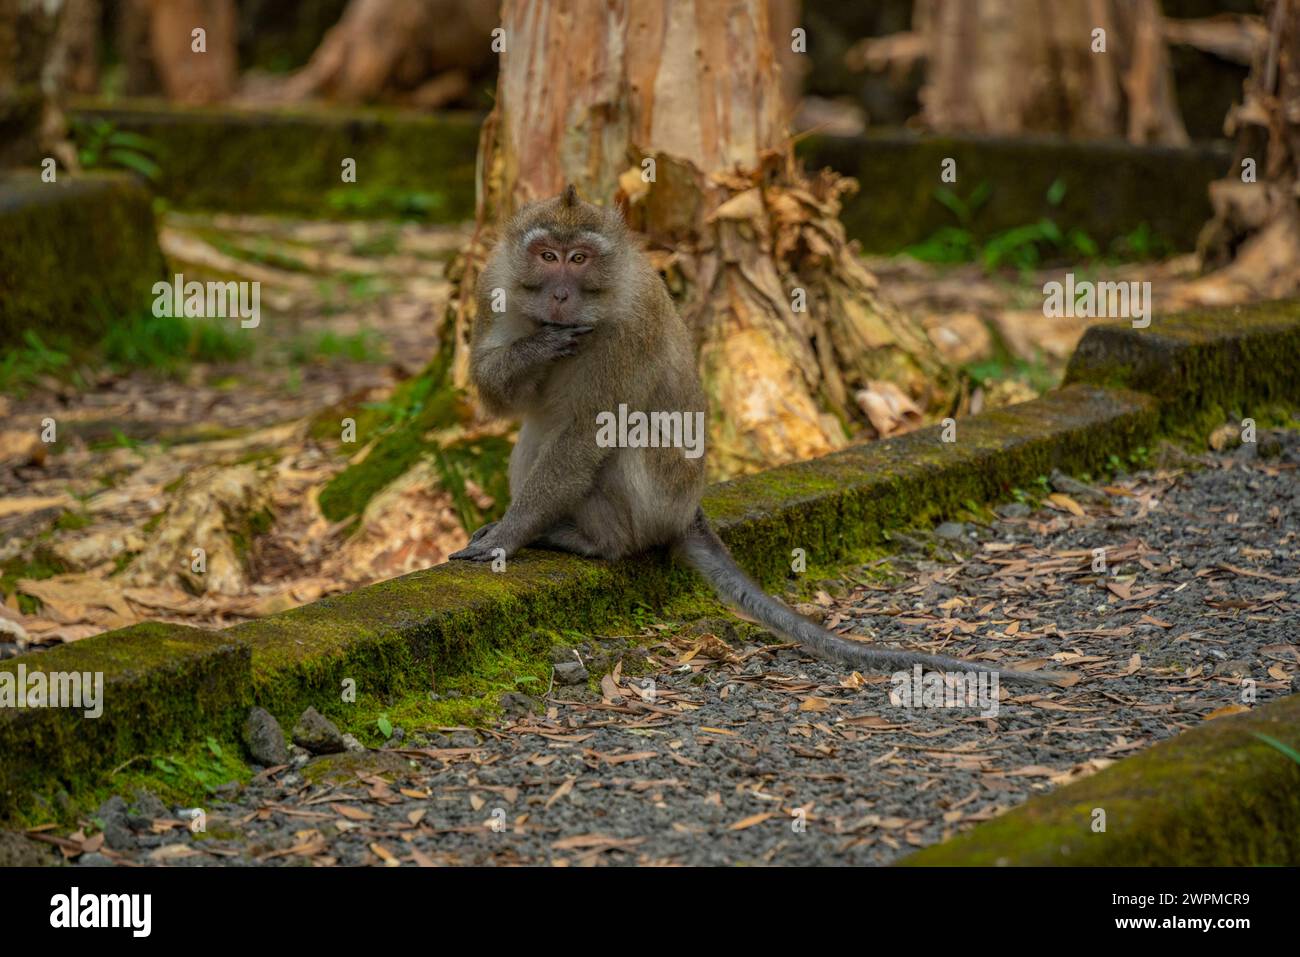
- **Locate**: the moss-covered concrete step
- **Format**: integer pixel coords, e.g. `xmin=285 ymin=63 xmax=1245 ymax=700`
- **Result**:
xmin=1065 ymin=300 xmax=1300 ymax=434
xmin=704 ymin=384 xmax=1157 ymax=586
xmin=900 ymin=693 xmax=1300 ymax=866
xmin=797 ymin=131 xmax=1230 ymax=254
xmin=232 ymin=383 xmax=1156 ymax=724
xmin=70 ymin=99 xmax=480 ymax=221
xmin=0 ymin=623 xmax=250 ymax=820
xmin=0 ymin=171 xmax=166 ymax=346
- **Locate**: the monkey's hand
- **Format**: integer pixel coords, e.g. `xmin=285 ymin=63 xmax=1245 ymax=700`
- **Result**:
xmin=534 ymin=321 xmax=594 ymax=359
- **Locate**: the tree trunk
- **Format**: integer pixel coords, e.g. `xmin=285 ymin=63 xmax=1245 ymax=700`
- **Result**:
xmin=0 ymin=0 xmax=76 ymax=169
xmin=273 ymin=0 xmax=496 ymax=107
xmin=145 ymin=0 xmax=238 ymax=104
xmin=54 ymin=0 xmax=100 ymax=95
xmin=1186 ymin=0 xmax=1300 ymax=305
xmin=855 ymin=0 xmax=1188 ymax=145
xmin=446 ymin=0 xmax=949 ymax=478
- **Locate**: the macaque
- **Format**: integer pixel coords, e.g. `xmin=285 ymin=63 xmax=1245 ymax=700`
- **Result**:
xmin=452 ymin=187 xmax=1058 ymax=685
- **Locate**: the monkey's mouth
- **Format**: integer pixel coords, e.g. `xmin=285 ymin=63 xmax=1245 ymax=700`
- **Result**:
xmin=543 ymin=307 xmax=580 ymax=325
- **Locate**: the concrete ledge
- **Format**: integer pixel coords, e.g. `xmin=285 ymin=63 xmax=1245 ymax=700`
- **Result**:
xmin=0 ymin=623 xmax=250 ymax=819
xmin=797 ymin=130 xmax=1229 ymax=254
xmin=900 ymin=693 xmax=1300 ymax=866
xmin=70 ymin=101 xmax=1227 ymax=255
xmin=0 ymin=171 xmax=166 ymax=345
xmin=1 ymin=301 xmax=1297 ymax=826
xmin=71 ymin=99 xmax=480 ymax=221
xmin=1065 ymin=300 xmax=1300 ymax=433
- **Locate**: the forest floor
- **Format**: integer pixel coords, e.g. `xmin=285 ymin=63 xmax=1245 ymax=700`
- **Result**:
xmin=0 ymin=211 xmax=1224 ymax=655
xmin=38 ymin=429 xmax=1298 ymax=867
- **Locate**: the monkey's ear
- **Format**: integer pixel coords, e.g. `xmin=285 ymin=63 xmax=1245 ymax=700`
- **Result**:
xmin=562 ymin=183 xmax=579 ymax=207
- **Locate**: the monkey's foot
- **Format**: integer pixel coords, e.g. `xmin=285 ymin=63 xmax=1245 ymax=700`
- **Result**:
xmin=450 ymin=524 xmax=519 ymax=562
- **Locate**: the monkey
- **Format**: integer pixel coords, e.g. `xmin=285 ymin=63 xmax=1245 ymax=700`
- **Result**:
xmin=451 ymin=186 xmax=1061 ymax=687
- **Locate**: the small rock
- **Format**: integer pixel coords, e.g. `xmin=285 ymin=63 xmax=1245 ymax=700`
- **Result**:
xmin=341 ymin=733 xmax=367 ymax=753
xmin=95 ymin=796 xmax=136 ymax=850
xmin=1217 ymin=659 xmax=1252 ymax=678
xmin=1258 ymin=430 xmax=1283 ymax=459
xmin=1049 ymin=469 xmax=1109 ymax=503
xmin=292 ymin=707 xmax=346 ymax=755
xmin=501 ymin=691 xmax=540 ymax=717
xmin=130 ymin=789 xmax=168 ymax=820
xmin=443 ymin=690 xmax=463 ymax=700
xmin=78 ymin=852 xmax=114 ymax=867
xmin=553 ymin=660 xmax=589 ymax=685
xmin=449 ymin=730 xmax=479 ymax=748
xmin=550 ymin=644 xmax=582 ymax=664
xmin=0 ymin=642 xmax=21 ymax=660
xmin=381 ymin=727 xmax=406 ymax=749
xmin=934 ymin=521 xmax=967 ymax=540
xmin=243 ymin=706 xmax=290 ymax=766
xmin=0 ymin=830 xmax=58 ymax=866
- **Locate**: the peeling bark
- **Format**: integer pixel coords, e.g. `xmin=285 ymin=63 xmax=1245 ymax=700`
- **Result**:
xmin=446 ymin=0 xmax=949 ymax=478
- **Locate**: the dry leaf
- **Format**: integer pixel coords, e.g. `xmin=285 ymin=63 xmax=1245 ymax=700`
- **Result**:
xmin=728 ymin=812 xmax=774 ymax=831
xmin=1205 ymin=703 xmax=1251 ymax=720
xmin=1047 ymin=493 xmax=1085 ymax=517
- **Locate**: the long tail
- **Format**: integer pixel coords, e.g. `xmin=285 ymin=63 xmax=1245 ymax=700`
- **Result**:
xmin=674 ymin=509 xmax=1062 ymax=686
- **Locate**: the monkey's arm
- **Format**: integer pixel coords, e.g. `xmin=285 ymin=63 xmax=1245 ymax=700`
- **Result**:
xmin=472 ymin=323 xmax=593 ymax=414
xmin=449 ymin=422 xmax=609 ymax=561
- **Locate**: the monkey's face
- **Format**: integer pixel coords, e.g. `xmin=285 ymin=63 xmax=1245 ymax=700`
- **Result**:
xmin=514 ymin=230 xmax=612 ymax=326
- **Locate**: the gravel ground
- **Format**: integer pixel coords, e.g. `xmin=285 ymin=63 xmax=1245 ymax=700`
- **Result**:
xmin=50 ymin=430 xmax=1300 ymax=867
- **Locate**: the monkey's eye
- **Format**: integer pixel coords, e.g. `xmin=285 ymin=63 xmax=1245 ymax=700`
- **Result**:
xmin=569 ymin=252 xmax=586 ymax=264
xmin=541 ymin=250 xmax=559 ymax=263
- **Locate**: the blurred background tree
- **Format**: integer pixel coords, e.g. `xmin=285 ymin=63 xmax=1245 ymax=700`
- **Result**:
xmin=1189 ymin=0 xmax=1300 ymax=302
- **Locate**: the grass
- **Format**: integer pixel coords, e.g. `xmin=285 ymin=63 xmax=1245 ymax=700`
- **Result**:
xmin=101 ymin=312 xmax=254 ymax=371
xmin=0 ymin=314 xmax=255 ymax=396
xmin=285 ymin=329 xmax=384 ymax=365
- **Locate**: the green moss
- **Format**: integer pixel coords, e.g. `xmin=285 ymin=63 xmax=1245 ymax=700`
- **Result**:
xmin=317 ymin=343 xmax=512 ymax=526
xmin=0 ymin=622 xmax=251 ymax=823
xmin=1065 ymin=301 xmax=1300 ymax=438
xmin=300 ymin=750 xmax=419 ymax=786
xmin=70 ymin=101 xmax=480 ymax=222
xmin=797 ymin=131 xmax=1228 ymax=255
xmin=901 ymin=693 xmax=1300 ymax=866
xmin=53 ymin=510 xmax=92 ymax=532
xmin=0 ymin=171 xmax=165 ymax=346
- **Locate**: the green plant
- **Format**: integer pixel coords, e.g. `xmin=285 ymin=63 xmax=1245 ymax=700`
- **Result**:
xmin=72 ymin=119 xmax=161 ymax=181
xmin=1252 ymin=732 xmax=1300 ymax=765
xmin=905 ymin=179 xmax=1099 ymax=274
xmin=0 ymin=331 xmax=71 ymax=393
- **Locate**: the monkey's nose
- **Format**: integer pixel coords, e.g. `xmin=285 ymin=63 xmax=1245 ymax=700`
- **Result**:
xmin=553 ymin=289 xmax=569 ymax=302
